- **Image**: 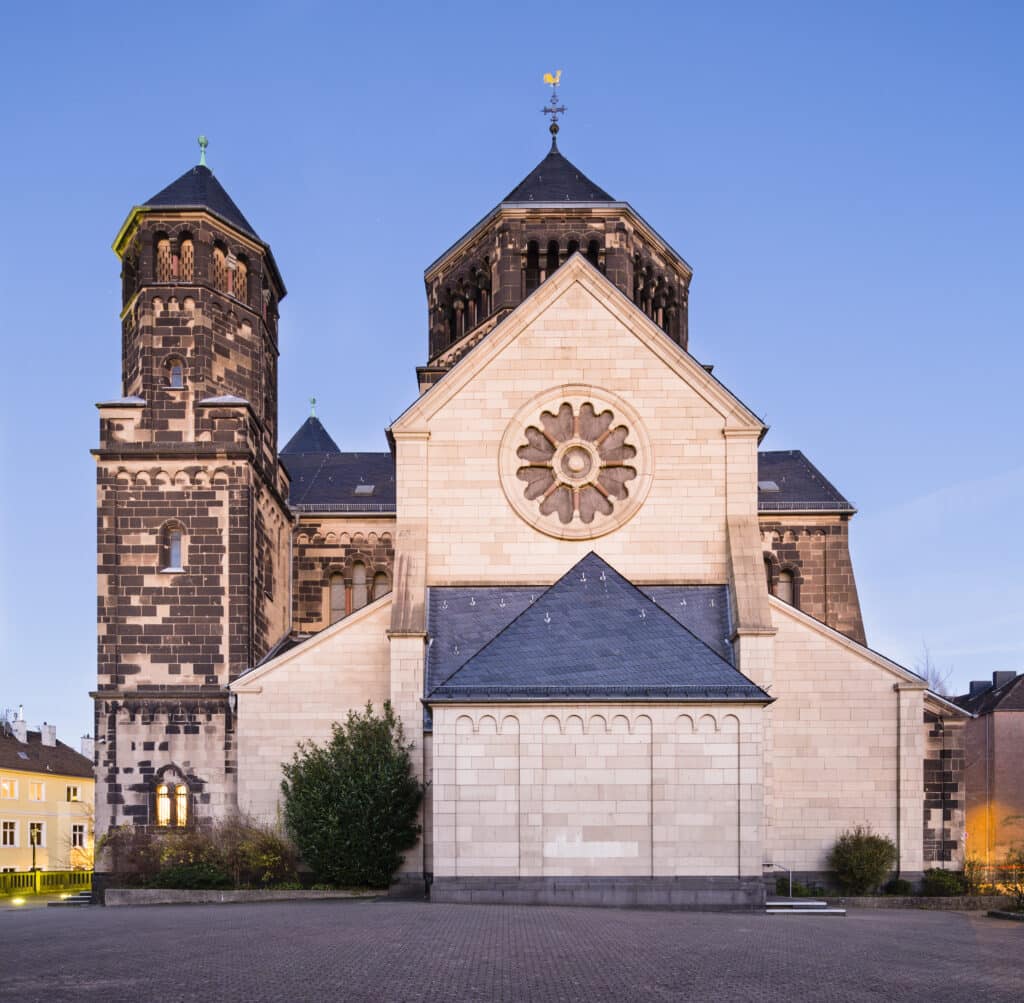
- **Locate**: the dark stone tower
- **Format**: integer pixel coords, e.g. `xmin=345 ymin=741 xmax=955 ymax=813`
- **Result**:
xmin=418 ymin=133 xmax=694 ymax=390
xmin=92 ymin=144 xmax=291 ymax=845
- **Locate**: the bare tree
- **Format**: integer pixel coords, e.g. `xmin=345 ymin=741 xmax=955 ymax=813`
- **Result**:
xmin=916 ymin=643 xmax=954 ymax=696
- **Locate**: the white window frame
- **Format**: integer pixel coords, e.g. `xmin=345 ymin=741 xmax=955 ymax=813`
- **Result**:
xmin=28 ymin=821 xmax=45 ymax=848
xmin=1 ymin=820 xmax=18 ymax=848
xmin=71 ymin=824 xmax=86 ymax=848
xmin=0 ymin=778 xmax=17 ymax=800
xmin=29 ymin=781 xmax=45 ymax=802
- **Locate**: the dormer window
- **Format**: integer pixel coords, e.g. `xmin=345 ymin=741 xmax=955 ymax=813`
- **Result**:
xmin=758 ymin=480 xmax=780 ymax=493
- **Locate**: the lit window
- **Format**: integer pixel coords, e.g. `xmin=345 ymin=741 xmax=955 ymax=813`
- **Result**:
xmin=351 ymin=562 xmax=368 ymax=611
xmin=329 ymin=573 xmax=345 ymax=624
xmin=72 ymin=824 xmax=85 ymax=848
xmin=0 ymin=779 xmax=16 ymax=799
xmin=776 ymin=570 xmax=795 ymax=606
xmin=66 ymin=785 xmax=80 ymax=803
xmin=175 ymin=785 xmax=188 ymax=827
xmin=29 ymin=782 xmax=44 ymax=802
xmin=1 ymin=821 xmax=15 ymax=847
xmin=373 ymin=572 xmax=389 ymax=601
xmin=28 ymin=822 xmax=44 ymax=848
xmin=155 ymin=784 xmax=171 ymax=826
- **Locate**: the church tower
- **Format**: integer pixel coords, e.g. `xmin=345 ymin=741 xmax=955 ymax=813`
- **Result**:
xmin=93 ymin=140 xmax=291 ymax=841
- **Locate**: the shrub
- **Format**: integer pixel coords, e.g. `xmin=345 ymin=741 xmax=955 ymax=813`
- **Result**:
xmin=997 ymin=846 xmax=1024 ymax=911
xmin=828 ymin=826 xmax=897 ymax=894
xmin=281 ymin=701 xmax=424 ymax=888
xmin=774 ymin=877 xmax=817 ymax=898
xmin=97 ymin=815 xmax=298 ymax=889
xmin=884 ymin=878 xmax=913 ymax=896
xmin=921 ymin=868 xmax=967 ymax=897
xmin=150 ymin=862 xmax=231 ymax=889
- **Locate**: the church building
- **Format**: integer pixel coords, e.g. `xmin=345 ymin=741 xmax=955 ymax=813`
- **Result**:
xmin=93 ymin=106 xmax=969 ymax=907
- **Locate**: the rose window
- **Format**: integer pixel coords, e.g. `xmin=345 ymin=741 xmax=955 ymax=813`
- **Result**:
xmin=515 ymin=402 xmax=637 ymax=525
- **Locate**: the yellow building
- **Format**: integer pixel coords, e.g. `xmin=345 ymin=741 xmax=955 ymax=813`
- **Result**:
xmin=0 ymin=715 xmax=94 ymax=873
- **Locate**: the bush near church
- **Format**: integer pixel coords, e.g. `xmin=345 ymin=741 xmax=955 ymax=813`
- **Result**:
xmin=828 ymin=826 xmax=898 ymax=894
xmin=280 ymin=702 xmax=424 ymax=889
xmin=99 ymin=814 xmax=298 ymax=889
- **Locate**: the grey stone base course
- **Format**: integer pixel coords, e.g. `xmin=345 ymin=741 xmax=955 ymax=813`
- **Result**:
xmin=987 ymin=909 xmax=1024 ymax=921
xmin=103 ymin=888 xmax=379 ymax=907
xmin=430 ymin=875 xmax=766 ymax=910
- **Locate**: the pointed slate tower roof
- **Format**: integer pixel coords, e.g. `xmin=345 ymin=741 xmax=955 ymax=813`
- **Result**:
xmin=281 ymin=416 xmax=341 ymax=455
xmin=428 ymin=553 xmax=769 ymax=703
xmin=503 ymin=141 xmax=614 ymax=203
xmin=144 ymin=164 xmax=260 ymax=240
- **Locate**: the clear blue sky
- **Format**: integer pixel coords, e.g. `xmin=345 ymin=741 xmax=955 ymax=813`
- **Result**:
xmin=1 ymin=2 xmax=1021 ymax=742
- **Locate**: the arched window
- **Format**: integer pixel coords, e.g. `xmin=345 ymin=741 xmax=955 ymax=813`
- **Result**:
xmin=329 ymin=573 xmax=345 ymax=624
xmin=586 ymin=240 xmax=600 ymax=267
xmin=212 ymin=245 xmax=228 ymax=292
xmin=351 ymin=562 xmax=368 ymax=611
xmin=155 ymin=784 xmax=171 ymax=826
xmin=168 ymin=358 xmax=185 ymax=388
xmin=776 ymin=569 xmax=795 ymax=606
xmin=179 ymin=237 xmax=195 ymax=282
xmin=525 ymin=241 xmax=540 ymax=294
xmin=373 ymin=572 xmax=389 ymax=601
xmin=567 ymin=239 xmax=579 ymax=258
xmin=174 ymin=784 xmax=188 ymax=827
xmin=764 ymin=556 xmax=774 ymax=592
xmin=161 ymin=523 xmax=184 ymax=571
xmin=546 ymin=240 xmax=560 ymax=277
xmin=155 ymin=236 xmax=173 ymax=282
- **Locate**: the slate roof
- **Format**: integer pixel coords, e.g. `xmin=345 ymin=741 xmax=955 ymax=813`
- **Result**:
xmin=144 ymin=164 xmax=259 ymax=240
xmin=757 ymin=450 xmax=855 ymax=513
xmin=503 ymin=143 xmax=615 ymax=203
xmin=953 ymin=673 xmax=1024 ymax=715
xmin=279 ymin=417 xmax=395 ymax=512
xmin=0 ymin=729 xmax=93 ymax=779
xmin=427 ymin=553 xmax=766 ymax=704
xmin=282 ymin=417 xmax=341 ymax=455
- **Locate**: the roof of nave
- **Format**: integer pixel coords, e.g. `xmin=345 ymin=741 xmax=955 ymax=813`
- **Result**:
xmin=757 ymin=450 xmax=855 ymax=514
xmin=953 ymin=672 xmax=1024 ymax=715
xmin=426 ymin=553 xmax=767 ymax=704
xmin=280 ymin=418 xmax=395 ymax=512
xmin=0 ymin=730 xmax=93 ymax=779
xmin=144 ymin=164 xmax=260 ymax=240
xmin=503 ymin=141 xmax=615 ymax=203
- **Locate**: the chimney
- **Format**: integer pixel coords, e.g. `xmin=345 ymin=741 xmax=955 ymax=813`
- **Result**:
xmin=40 ymin=722 xmax=57 ymax=747
xmin=11 ymin=708 xmax=27 ymax=743
xmin=80 ymin=735 xmax=95 ymax=762
xmin=969 ymin=680 xmax=992 ymax=698
xmin=993 ymin=670 xmax=1017 ymax=690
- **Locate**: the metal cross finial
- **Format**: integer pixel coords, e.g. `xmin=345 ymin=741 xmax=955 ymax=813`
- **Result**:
xmin=309 ymin=396 xmax=317 ymax=417
xmin=540 ymin=70 xmax=566 ymax=147
xmin=198 ymin=135 xmax=209 ymax=167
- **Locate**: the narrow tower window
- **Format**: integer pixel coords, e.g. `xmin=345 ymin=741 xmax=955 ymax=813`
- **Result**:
xmin=212 ymin=245 xmax=228 ymax=292
xmin=161 ymin=523 xmax=184 ymax=571
xmin=525 ymin=241 xmax=540 ymax=294
xmin=174 ymin=784 xmax=188 ymax=827
xmin=233 ymin=257 xmax=248 ymax=304
xmin=168 ymin=359 xmax=184 ymax=388
xmin=546 ymin=240 xmax=559 ymax=277
xmin=179 ymin=237 xmax=194 ymax=282
xmin=586 ymin=240 xmax=600 ymax=267
xmin=155 ymin=784 xmax=171 ymax=826
xmin=373 ymin=572 xmax=389 ymax=601
xmin=776 ymin=570 xmax=795 ymax=606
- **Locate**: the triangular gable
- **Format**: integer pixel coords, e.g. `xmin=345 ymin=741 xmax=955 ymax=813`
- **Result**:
xmin=230 ymin=593 xmax=392 ymax=693
xmin=391 ymin=254 xmax=765 ymax=437
xmin=427 ymin=553 xmax=768 ymax=703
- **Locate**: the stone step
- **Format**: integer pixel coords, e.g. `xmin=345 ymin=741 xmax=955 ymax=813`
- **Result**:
xmin=765 ymin=899 xmax=829 ymax=909
xmin=47 ymin=892 xmax=93 ymax=907
xmin=766 ymin=907 xmax=846 ymax=916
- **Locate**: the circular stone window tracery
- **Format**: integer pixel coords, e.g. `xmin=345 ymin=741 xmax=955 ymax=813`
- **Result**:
xmin=498 ymin=387 xmax=653 ymax=540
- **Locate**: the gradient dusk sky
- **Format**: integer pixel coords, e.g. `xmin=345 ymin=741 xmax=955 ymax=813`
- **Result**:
xmin=1 ymin=2 xmax=1021 ymax=742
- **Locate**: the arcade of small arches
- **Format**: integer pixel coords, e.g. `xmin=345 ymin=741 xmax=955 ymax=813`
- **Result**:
xmin=327 ymin=562 xmax=390 ymax=623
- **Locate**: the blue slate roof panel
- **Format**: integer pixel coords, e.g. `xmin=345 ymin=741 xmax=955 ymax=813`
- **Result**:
xmin=145 ymin=165 xmax=259 ymax=240
xmin=426 ymin=553 xmax=764 ymax=704
xmin=757 ymin=450 xmax=855 ymax=513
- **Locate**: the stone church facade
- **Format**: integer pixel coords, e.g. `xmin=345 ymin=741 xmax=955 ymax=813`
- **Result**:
xmin=93 ymin=130 xmax=969 ymax=905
